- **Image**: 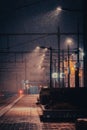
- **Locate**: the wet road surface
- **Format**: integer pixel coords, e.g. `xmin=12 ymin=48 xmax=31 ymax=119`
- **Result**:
xmin=0 ymin=94 xmax=75 ymax=130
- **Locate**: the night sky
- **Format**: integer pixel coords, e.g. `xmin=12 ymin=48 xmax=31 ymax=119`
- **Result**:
xmin=0 ymin=0 xmax=84 ymax=92
xmin=0 ymin=0 xmax=83 ymax=50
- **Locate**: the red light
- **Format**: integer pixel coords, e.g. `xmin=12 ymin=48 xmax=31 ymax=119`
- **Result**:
xmin=19 ymin=90 xmax=23 ymax=94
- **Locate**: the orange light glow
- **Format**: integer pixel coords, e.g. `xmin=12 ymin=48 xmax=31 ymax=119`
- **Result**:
xmin=19 ymin=90 xmax=23 ymax=94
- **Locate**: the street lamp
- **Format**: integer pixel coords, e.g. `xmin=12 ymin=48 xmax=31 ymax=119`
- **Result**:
xmin=61 ymin=3 xmax=87 ymax=87
xmin=66 ymin=38 xmax=73 ymax=88
xmin=56 ymin=7 xmax=62 ymax=12
xmin=39 ymin=46 xmax=53 ymax=88
xmin=57 ymin=6 xmax=84 ymax=87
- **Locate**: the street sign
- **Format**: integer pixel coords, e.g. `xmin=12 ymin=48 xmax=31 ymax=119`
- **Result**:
xmin=52 ymin=72 xmax=58 ymax=78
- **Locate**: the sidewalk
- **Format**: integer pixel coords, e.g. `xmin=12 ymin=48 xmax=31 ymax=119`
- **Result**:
xmin=0 ymin=95 xmax=23 ymax=117
xmin=0 ymin=94 xmax=75 ymax=130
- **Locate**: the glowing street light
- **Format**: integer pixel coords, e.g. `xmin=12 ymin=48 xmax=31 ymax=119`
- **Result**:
xmin=66 ymin=38 xmax=73 ymax=88
xmin=39 ymin=46 xmax=53 ymax=88
xmin=36 ymin=46 xmax=40 ymax=50
xmin=66 ymin=38 xmax=73 ymax=46
xmin=57 ymin=6 xmax=84 ymax=88
xmin=56 ymin=7 xmax=62 ymax=12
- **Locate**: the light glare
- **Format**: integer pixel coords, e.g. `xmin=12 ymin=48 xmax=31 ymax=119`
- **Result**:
xmin=36 ymin=46 xmax=40 ymax=50
xmin=56 ymin=7 xmax=62 ymax=12
xmin=66 ymin=38 xmax=73 ymax=46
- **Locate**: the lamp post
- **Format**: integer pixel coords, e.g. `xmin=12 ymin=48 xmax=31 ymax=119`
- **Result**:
xmin=39 ymin=46 xmax=52 ymax=88
xmin=62 ymin=50 xmax=65 ymax=88
xmin=57 ymin=27 xmax=60 ymax=88
xmin=57 ymin=6 xmax=83 ymax=86
xmin=66 ymin=38 xmax=73 ymax=88
xmin=53 ymin=59 xmax=57 ymax=88
xmin=67 ymin=44 xmax=70 ymax=88
xmin=75 ymin=49 xmax=79 ymax=88
xmin=50 ymin=47 xmax=52 ymax=88
xmin=74 ymin=22 xmax=80 ymax=88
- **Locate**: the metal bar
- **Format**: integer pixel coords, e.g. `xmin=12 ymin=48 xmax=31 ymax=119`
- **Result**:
xmin=57 ymin=27 xmax=60 ymax=87
xmin=0 ymin=32 xmax=83 ymax=36
xmin=67 ymin=45 xmax=70 ymax=88
xmin=50 ymin=47 xmax=52 ymax=88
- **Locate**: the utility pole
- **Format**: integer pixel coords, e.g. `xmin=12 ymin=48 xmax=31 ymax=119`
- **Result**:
xmin=62 ymin=50 xmax=65 ymax=88
xmin=25 ymin=56 xmax=27 ymax=82
xmin=57 ymin=27 xmax=60 ymax=87
xmin=50 ymin=47 xmax=52 ymax=88
xmin=54 ymin=59 xmax=57 ymax=88
xmin=25 ymin=55 xmax=28 ymax=94
xmin=75 ymin=23 xmax=80 ymax=88
xmin=16 ymin=73 xmax=18 ymax=92
xmin=67 ymin=45 xmax=70 ymax=88
xmin=7 ymin=36 xmax=9 ymax=52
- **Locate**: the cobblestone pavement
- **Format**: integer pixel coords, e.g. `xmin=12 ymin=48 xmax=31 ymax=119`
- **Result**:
xmin=0 ymin=95 xmax=75 ymax=130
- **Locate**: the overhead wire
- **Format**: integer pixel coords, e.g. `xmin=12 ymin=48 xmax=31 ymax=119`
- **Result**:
xmin=0 ymin=0 xmax=46 ymax=13
xmin=9 ymin=34 xmax=50 ymax=49
xmin=15 ymin=0 xmax=45 ymax=10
